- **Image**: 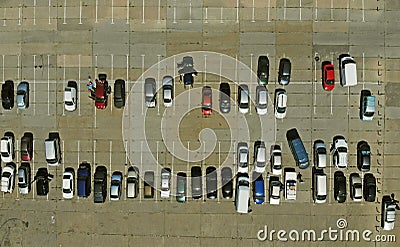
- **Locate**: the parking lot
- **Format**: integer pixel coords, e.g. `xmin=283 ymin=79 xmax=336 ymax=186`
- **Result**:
xmin=0 ymin=0 xmax=400 ymax=246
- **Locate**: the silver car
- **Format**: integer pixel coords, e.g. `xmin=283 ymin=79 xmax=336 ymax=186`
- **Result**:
xmin=256 ymin=85 xmax=268 ymax=115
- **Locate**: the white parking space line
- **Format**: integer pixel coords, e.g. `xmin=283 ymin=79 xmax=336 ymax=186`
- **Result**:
xmin=252 ymin=0 xmax=255 ymax=22
xmin=33 ymin=0 xmax=36 ymax=25
xmin=189 ymin=0 xmax=192 ymax=23
xmin=330 ymin=0 xmax=334 ymax=22
xmin=236 ymin=0 xmax=239 ymax=23
xmin=314 ymin=0 xmax=318 ymax=22
xmin=330 ymin=91 xmax=333 ymax=115
xmin=47 ymin=55 xmax=50 ymax=116
xmin=218 ymin=142 xmax=221 ymax=165
xmin=362 ymin=53 xmax=365 ymax=89
xmin=111 ymin=0 xmax=114 ymax=24
xmin=95 ymin=0 xmax=98 ymax=23
xmin=79 ymin=1 xmax=83 ymax=24
xmin=33 ymin=55 xmax=36 ymax=115
xmin=48 ymin=0 xmax=51 ymax=24
xmin=347 ymin=87 xmax=350 ymax=116
xmin=299 ymin=0 xmax=302 ymax=21
xmin=109 ymin=141 xmax=112 ymax=202
xmin=173 ymin=1 xmax=177 ymax=23
xmin=78 ymin=55 xmax=81 ymax=116
xmin=142 ymin=0 xmax=145 ymax=24
xmin=346 ymin=0 xmax=349 ymax=22
xmin=220 ymin=7 xmax=224 ymax=23
xmin=62 ymin=140 xmax=65 ymax=171
xmin=32 ymin=159 xmax=35 ymax=200
xmin=173 ymin=55 xmax=176 ymax=114
xmin=63 ymin=0 xmax=67 ymax=24
xmin=126 ymin=54 xmax=129 ymax=82
xmin=204 ymin=54 xmax=207 ymax=82
xmin=284 ymin=0 xmax=287 ymax=20
xmin=93 ymin=140 xmax=96 ymax=165
xmin=313 ymin=55 xmax=317 ymax=115
xmin=268 ymin=0 xmax=271 ymax=22
xmin=3 ymin=8 xmax=6 ymax=26
xmin=362 ymin=0 xmax=365 ymax=22
xmin=157 ymin=55 xmax=161 ymax=115
xmin=140 ymin=141 xmax=143 ymax=202
xmin=95 ymin=55 xmax=98 ymax=81
xmin=94 ymin=107 xmax=97 ymax=128
xmin=156 ymin=141 xmax=159 ymax=203
xmin=126 ymin=0 xmax=129 ymax=24
xmin=141 ymin=54 xmax=145 ymax=115
xmin=187 ymin=88 xmax=190 ymax=112
xmin=77 ymin=140 xmax=80 ymax=164
xmin=2 ymin=55 xmax=4 ymax=82
xmin=157 ymin=0 xmax=161 ymax=23
xmin=219 ymin=54 xmax=222 ymax=81
xmin=205 ymin=7 xmax=208 ymax=23
xmin=18 ymin=5 xmax=21 ymax=25
xmin=171 ymin=141 xmax=175 ymax=203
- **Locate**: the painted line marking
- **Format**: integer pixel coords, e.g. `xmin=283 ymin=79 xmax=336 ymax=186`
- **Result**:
xmin=77 ymin=140 xmax=80 ymax=164
xmin=315 ymin=0 xmax=318 ymax=22
xmin=33 ymin=0 xmax=36 ymax=25
xmin=2 ymin=55 xmax=4 ymax=82
xmin=157 ymin=0 xmax=161 ymax=24
xmin=79 ymin=1 xmax=82 ymax=24
xmin=63 ymin=0 xmax=67 ymax=24
xmin=236 ymin=0 xmax=239 ymax=23
xmin=78 ymin=54 xmax=81 ymax=116
xmin=252 ymin=0 xmax=255 ymax=22
xmin=18 ymin=5 xmax=21 ymax=26
xmin=284 ymin=0 xmax=287 ymax=20
xmin=33 ymin=55 xmax=36 ymax=115
xmin=140 ymin=141 xmax=143 ymax=202
xmin=220 ymin=7 xmax=224 ymax=23
xmin=330 ymin=0 xmax=334 ymax=22
xmin=141 ymin=54 xmax=145 ymax=115
xmin=126 ymin=0 xmax=129 ymax=24
xmin=173 ymin=1 xmax=177 ymax=23
xmin=93 ymin=140 xmax=96 ymax=165
xmin=299 ymin=0 xmax=302 ymax=21
xmin=362 ymin=0 xmax=365 ymax=22
xmin=330 ymin=91 xmax=333 ymax=115
xmin=205 ymin=7 xmax=208 ymax=23
xmin=3 ymin=8 xmax=6 ymax=26
xmin=48 ymin=0 xmax=51 ymax=24
xmin=204 ymin=54 xmax=207 ymax=82
xmin=142 ymin=0 xmax=145 ymax=24
xmin=189 ymin=0 xmax=192 ymax=23
xmin=95 ymin=0 xmax=98 ymax=23
xmin=268 ymin=0 xmax=271 ymax=22
xmin=47 ymin=55 xmax=50 ymax=116
xmin=111 ymin=0 xmax=114 ymax=24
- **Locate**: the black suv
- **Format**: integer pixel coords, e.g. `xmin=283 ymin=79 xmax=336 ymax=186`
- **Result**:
xmin=114 ymin=79 xmax=125 ymax=108
xmin=35 ymin=168 xmax=52 ymax=196
xmin=363 ymin=173 xmax=376 ymax=202
xmin=206 ymin=166 xmax=218 ymax=199
xmin=334 ymin=171 xmax=346 ymax=203
xmin=221 ymin=167 xmax=233 ymax=199
xmin=94 ymin=166 xmax=107 ymax=203
xmin=257 ymin=56 xmax=269 ymax=85
xmin=1 ymin=80 xmax=14 ymax=109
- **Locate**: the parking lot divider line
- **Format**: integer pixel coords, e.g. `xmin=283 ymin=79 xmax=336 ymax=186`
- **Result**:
xmin=300 ymin=0 xmax=302 ymax=21
xmin=48 ymin=0 xmax=51 ymax=24
xmin=63 ymin=0 xmax=67 ymax=24
xmin=95 ymin=0 xmax=98 ymax=23
xmin=3 ymin=8 xmax=6 ymax=26
xmin=346 ymin=0 xmax=349 ymax=22
xmin=93 ymin=140 xmax=96 ymax=165
xmin=173 ymin=3 xmax=177 ymax=23
xmin=205 ymin=7 xmax=208 ymax=23
xmin=158 ymin=0 xmax=161 ymax=23
xmin=33 ymin=55 xmax=36 ymax=115
xmin=236 ymin=0 xmax=239 ymax=23
xmin=2 ymin=55 xmax=4 ymax=82
xmin=189 ymin=0 xmax=192 ymax=23
xmin=284 ymin=0 xmax=287 ymax=20
xmin=48 ymin=55 xmax=50 ymax=116
xmin=142 ymin=0 xmax=145 ymax=24
xmin=267 ymin=0 xmax=271 ymax=22
xmin=79 ymin=1 xmax=82 ymax=24
xmin=252 ymin=0 xmax=255 ymax=22
xmin=33 ymin=0 xmax=36 ymax=25
xmin=111 ymin=0 xmax=114 ymax=24
xmin=18 ymin=5 xmax=21 ymax=26
xmin=220 ymin=7 xmax=224 ymax=24
xmin=126 ymin=0 xmax=130 ymax=24
xmin=362 ymin=0 xmax=365 ymax=22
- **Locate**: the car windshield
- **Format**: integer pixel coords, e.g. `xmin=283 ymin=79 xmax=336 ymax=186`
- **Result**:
xmin=65 ymin=101 xmax=73 ymax=106
xmin=326 ymin=80 xmax=334 ymax=85
xmin=277 ymin=106 xmax=286 ymax=113
xmin=337 ymin=147 xmax=347 ymax=153
xmin=96 ymin=97 xmax=105 ymax=103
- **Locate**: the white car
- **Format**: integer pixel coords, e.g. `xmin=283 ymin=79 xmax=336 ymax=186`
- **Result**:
xmin=1 ymin=162 xmax=16 ymax=193
xmin=270 ymin=145 xmax=282 ymax=175
xmin=269 ymin=178 xmax=281 ymax=205
xmin=1 ymin=132 xmax=14 ymax=163
xmin=274 ymin=89 xmax=287 ymax=119
xmin=382 ymin=196 xmax=396 ymax=231
xmin=237 ymin=142 xmax=249 ymax=173
xmin=160 ymin=168 xmax=171 ymax=198
xmin=162 ymin=76 xmax=174 ymax=107
xmin=64 ymin=81 xmax=77 ymax=112
xmin=62 ymin=168 xmax=74 ymax=199
xmin=331 ymin=136 xmax=348 ymax=168
xmin=238 ymin=84 xmax=249 ymax=114
xmin=254 ymin=141 xmax=266 ymax=173
xmin=313 ymin=140 xmax=327 ymax=168
xmin=255 ymin=85 xmax=268 ymax=115
xmin=350 ymin=173 xmax=362 ymax=202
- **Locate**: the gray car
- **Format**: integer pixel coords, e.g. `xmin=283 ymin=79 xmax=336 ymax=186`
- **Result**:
xmin=219 ymin=82 xmax=230 ymax=113
xmin=255 ymin=85 xmax=268 ymax=115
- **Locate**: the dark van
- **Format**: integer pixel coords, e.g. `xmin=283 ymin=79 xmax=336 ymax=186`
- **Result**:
xmin=286 ymin=128 xmax=310 ymax=169
xmin=77 ymin=162 xmax=91 ymax=197
xmin=94 ymin=166 xmax=107 ymax=203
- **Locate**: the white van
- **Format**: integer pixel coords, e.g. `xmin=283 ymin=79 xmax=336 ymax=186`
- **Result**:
xmin=313 ymin=168 xmax=327 ymax=204
xmin=45 ymin=138 xmax=61 ymax=166
xmin=339 ymin=54 xmax=357 ymax=87
xmin=236 ymin=173 xmax=250 ymax=214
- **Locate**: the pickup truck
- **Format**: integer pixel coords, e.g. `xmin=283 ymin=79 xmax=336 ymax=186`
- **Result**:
xmin=284 ymin=168 xmax=297 ymax=200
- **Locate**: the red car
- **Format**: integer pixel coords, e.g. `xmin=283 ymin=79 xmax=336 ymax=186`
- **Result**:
xmin=95 ymin=74 xmax=110 ymax=109
xmin=202 ymin=86 xmax=212 ymax=116
xmin=21 ymin=133 xmax=33 ymax=161
xmin=322 ymin=62 xmax=335 ymax=91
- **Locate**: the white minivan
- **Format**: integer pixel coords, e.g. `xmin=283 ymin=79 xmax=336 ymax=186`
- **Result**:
xmin=45 ymin=136 xmax=61 ymax=166
xmin=236 ymin=173 xmax=250 ymax=214
xmin=313 ymin=168 xmax=327 ymax=204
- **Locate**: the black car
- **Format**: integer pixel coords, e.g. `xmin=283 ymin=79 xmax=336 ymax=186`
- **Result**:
xmin=221 ymin=167 xmax=233 ymax=199
xmin=357 ymin=141 xmax=371 ymax=172
xmin=219 ymin=82 xmax=230 ymax=113
xmin=334 ymin=171 xmax=346 ymax=203
xmin=1 ymin=80 xmax=14 ymax=109
xmin=363 ymin=173 xmax=376 ymax=202
xmin=257 ymin=56 xmax=269 ymax=85
xmin=278 ymin=58 xmax=291 ymax=85
xmin=114 ymin=79 xmax=125 ymax=108
xmin=94 ymin=166 xmax=107 ymax=203
xmin=191 ymin=166 xmax=202 ymax=199
xmin=206 ymin=166 xmax=218 ymax=199
xmin=18 ymin=162 xmax=31 ymax=194
xmin=176 ymin=172 xmax=187 ymax=203
xmin=36 ymin=168 xmax=51 ymax=196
